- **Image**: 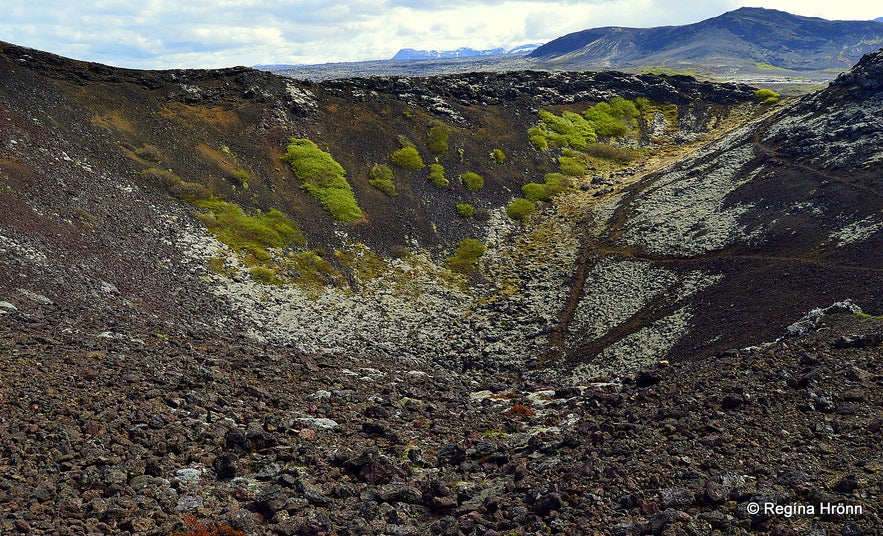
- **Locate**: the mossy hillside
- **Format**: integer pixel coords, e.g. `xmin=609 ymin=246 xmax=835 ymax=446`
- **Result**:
xmin=142 ymin=166 xmax=311 ymax=284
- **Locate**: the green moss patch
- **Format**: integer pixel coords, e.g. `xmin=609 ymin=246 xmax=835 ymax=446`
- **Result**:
xmin=281 ymin=138 xmax=363 ymax=221
xmin=368 ymin=164 xmax=397 ymax=197
xmin=445 ymin=238 xmax=486 ymax=274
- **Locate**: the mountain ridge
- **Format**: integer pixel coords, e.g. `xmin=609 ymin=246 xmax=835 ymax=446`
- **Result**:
xmin=391 ymin=44 xmax=540 ymax=61
xmin=530 ymin=7 xmax=883 ymax=71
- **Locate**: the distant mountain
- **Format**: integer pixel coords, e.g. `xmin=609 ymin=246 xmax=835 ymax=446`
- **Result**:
xmin=530 ymin=7 xmax=883 ymax=71
xmin=391 ymin=44 xmax=540 ymax=61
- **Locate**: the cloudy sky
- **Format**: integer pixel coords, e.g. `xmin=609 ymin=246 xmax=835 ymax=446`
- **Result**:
xmin=1 ymin=1 xmax=879 ymax=69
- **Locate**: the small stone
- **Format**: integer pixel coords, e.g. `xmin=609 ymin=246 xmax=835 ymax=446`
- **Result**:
xmin=721 ymin=394 xmax=744 ymax=410
xmin=533 ymin=492 xmax=562 ymax=516
xmin=437 ymin=444 xmax=466 ymax=466
xmin=659 ymin=487 xmax=694 ymax=509
xmin=212 ymin=452 xmax=239 ymax=479
xmin=832 ymin=475 xmax=859 ymax=493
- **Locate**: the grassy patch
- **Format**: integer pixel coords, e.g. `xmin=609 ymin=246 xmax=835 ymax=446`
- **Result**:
xmin=281 ymin=138 xmax=363 ymax=221
xmin=505 ymin=198 xmax=536 ymax=222
xmin=754 ymin=88 xmax=781 ymax=104
xmin=445 ymin=238 xmax=486 ymax=274
xmin=753 ymin=62 xmax=787 ymax=71
xmin=368 ymin=164 xmax=397 ymax=197
xmin=584 ymin=143 xmax=639 ymax=164
xmin=285 ymin=250 xmax=339 ymax=291
xmin=390 ymin=145 xmax=426 ymax=171
xmin=193 ymin=197 xmax=305 ymax=252
xmin=459 ymin=171 xmax=484 ymax=192
xmin=491 ymin=148 xmax=506 ymax=164
xmin=426 ymin=122 xmax=451 ymax=155
xmin=428 ymin=163 xmax=448 ymax=188
xmin=456 ymin=203 xmax=475 ymax=218
xmin=249 ymin=265 xmax=284 ymax=285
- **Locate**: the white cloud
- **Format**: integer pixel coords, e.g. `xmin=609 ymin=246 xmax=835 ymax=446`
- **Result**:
xmin=0 ymin=0 xmax=878 ymax=68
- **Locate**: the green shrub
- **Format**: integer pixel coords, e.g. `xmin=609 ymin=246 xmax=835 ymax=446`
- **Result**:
xmin=445 ymin=238 xmax=486 ymax=274
xmin=528 ymin=127 xmax=549 ymax=151
xmin=754 ymin=88 xmax=780 ymax=104
xmin=543 ymin=173 xmax=570 ymax=196
xmin=491 ymin=148 xmax=506 ymax=164
xmin=584 ymin=143 xmax=639 ymax=164
xmin=459 ymin=171 xmax=484 ymax=192
xmin=582 ymin=97 xmax=639 ymax=137
xmin=390 ymin=146 xmax=426 ymax=170
xmin=426 ymin=123 xmax=451 ymax=155
xmin=456 ymin=203 xmax=475 ymax=218
xmin=428 ymin=163 xmax=448 ymax=188
xmin=368 ymin=164 xmax=397 ymax=197
xmin=608 ymin=97 xmax=641 ymax=119
xmin=505 ymin=198 xmax=536 ymax=222
xmin=522 ymin=182 xmax=550 ymax=202
xmin=583 ymin=104 xmax=628 ymax=137
xmin=281 ymin=138 xmax=362 ymax=221
xmin=558 ymin=155 xmax=587 ymax=177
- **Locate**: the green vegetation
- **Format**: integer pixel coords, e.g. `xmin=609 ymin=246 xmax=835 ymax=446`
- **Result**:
xmin=334 ymin=244 xmax=388 ymax=281
xmin=754 ymin=88 xmax=781 ymax=104
xmin=639 ymin=67 xmax=701 ymax=77
xmin=230 ymin=169 xmax=249 ymax=189
xmin=426 ymin=123 xmax=451 ymax=155
xmin=428 ymin=163 xmax=448 ymax=188
xmin=249 ymin=265 xmax=283 ymax=285
xmin=368 ymin=164 xmax=397 ymax=197
xmin=505 ymin=198 xmax=536 ymax=222
xmin=456 ymin=203 xmax=475 ymax=218
xmin=582 ymin=97 xmax=640 ymax=137
xmin=491 ymin=148 xmax=506 ymax=164
xmin=521 ymin=175 xmax=568 ymax=202
xmin=459 ymin=171 xmax=484 ymax=192
xmin=281 ymin=138 xmax=362 ymax=221
xmin=753 ymin=62 xmax=787 ymax=71
xmin=285 ymin=250 xmax=339 ymax=291
xmin=529 ymin=97 xmax=641 ymax=152
xmin=558 ymin=154 xmax=587 ymax=177
xmin=390 ymin=145 xmax=426 ymax=170
xmin=445 ymin=238 xmax=486 ymax=274
xmin=529 ymin=110 xmax=597 ymax=151
xmin=142 ymin=166 xmax=309 ymax=284
xmin=193 ymin=198 xmax=306 ymax=255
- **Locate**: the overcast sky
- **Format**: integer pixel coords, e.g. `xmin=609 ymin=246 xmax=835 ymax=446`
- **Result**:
xmin=1 ymin=1 xmax=879 ymax=69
